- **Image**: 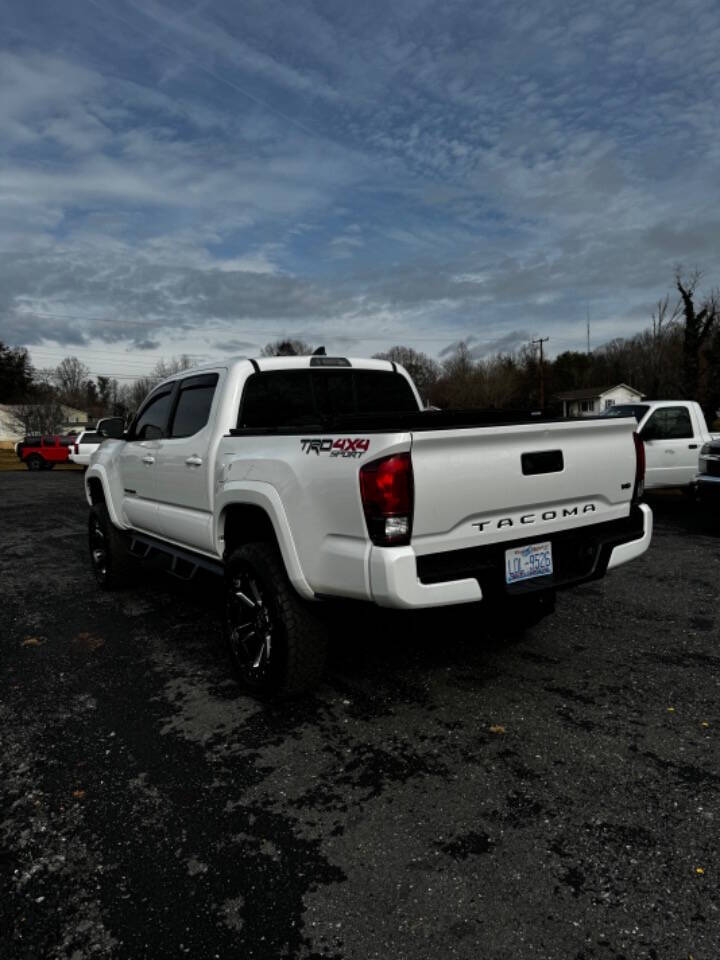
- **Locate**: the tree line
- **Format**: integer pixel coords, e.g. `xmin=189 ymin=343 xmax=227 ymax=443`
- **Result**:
xmin=1 ymin=269 xmax=718 ymax=434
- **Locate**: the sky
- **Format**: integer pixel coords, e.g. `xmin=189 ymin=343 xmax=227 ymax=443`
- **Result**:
xmin=2 ymin=0 xmax=720 ymax=382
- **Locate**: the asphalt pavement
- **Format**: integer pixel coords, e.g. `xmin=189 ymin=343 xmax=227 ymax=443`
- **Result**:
xmin=2 ymin=472 xmax=719 ymax=960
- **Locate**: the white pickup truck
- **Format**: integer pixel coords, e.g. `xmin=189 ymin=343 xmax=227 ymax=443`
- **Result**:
xmin=601 ymin=400 xmax=720 ymax=490
xmin=86 ymin=355 xmax=652 ymax=696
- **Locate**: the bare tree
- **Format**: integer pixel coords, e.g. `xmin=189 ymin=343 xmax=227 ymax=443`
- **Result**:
xmin=118 ymin=356 xmax=195 ymax=417
xmin=15 ymin=399 xmax=66 ymax=435
xmin=149 ymin=355 xmax=193 ymax=381
xmin=260 ymin=339 xmax=313 ymax=357
xmin=675 ymin=269 xmax=718 ymax=399
xmin=373 ymin=346 xmax=440 ymax=401
xmin=53 ymin=356 xmax=90 ymax=406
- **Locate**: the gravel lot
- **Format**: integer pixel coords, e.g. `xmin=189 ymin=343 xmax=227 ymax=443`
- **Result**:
xmin=2 ymin=472 xmax=719 ymax=960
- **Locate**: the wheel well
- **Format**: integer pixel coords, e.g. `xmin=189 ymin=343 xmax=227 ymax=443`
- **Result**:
xmin=222 ymin=504 xmax=278 ymax=558
xmin=87 ymin=477 xmax=105 ymax=505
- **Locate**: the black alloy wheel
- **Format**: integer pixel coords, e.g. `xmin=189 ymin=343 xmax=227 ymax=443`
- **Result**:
xmin=226 ymin=567 xmax=275 ymax=688
xmin=88 ymin=503 xmax=134 ymax=590
xmin=26 ymin=455 xmax=43 ymax=471
xmin=224 ymin=542 xmax=328 ymax=698
xmin=89 ymin=510 xmax=109 ymax=585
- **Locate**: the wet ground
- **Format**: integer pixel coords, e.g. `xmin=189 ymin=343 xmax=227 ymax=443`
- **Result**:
xmin=2 ymin=472 xmax=719 ymax=959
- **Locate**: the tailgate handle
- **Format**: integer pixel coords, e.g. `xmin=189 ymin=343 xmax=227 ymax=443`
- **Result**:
xmin=521 ymin=450 xmax=564 ymax=475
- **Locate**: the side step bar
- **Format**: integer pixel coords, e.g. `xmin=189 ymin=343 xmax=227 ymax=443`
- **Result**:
xmin=128 ymin=532 xmax=224 ymax=580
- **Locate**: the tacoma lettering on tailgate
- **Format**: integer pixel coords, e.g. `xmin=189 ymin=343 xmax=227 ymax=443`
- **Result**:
xmin=472 ymin=503 xmax=597 ymax=532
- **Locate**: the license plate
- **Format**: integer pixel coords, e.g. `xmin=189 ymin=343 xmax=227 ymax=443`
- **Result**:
xmin=505 ymin=541 xmax=553 ymax=584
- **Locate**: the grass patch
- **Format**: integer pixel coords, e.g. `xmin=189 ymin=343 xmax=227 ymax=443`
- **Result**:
xmin=0 ymin=449 xmax=83 ymax=472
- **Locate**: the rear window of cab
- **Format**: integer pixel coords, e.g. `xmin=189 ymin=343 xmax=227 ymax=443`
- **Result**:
xmin=238 ymin=370 xmax=418 ymax=429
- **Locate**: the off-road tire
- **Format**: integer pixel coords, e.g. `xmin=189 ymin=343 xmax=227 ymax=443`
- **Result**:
xmin=88 ymin=502 xmax=135 ymax=590
xmin=224 ymin=542 xmax=328 ymax=698
xmin=26 ymin=455 xmax=43 ymax=471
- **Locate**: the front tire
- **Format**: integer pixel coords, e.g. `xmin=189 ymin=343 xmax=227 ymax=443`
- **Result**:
xmin=26 ymin=455 xmax=43 ymax=471
xmin=224 ymin=543 xmax=328 ymax=698
xmin=88 ymin=503 xmax=135 ymax=589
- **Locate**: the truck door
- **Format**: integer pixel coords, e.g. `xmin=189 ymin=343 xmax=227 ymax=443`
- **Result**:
xmin=640 ymin=405 xmax=698 ymax=488
xmin=118 ymin=384 xmax=176 ymax=534
xmin=152 ymin=372 xmax=220 ymax=554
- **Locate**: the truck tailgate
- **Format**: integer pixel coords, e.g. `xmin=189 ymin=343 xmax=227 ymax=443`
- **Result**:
xmin=410 ymin=418 xmax=637 ymax=554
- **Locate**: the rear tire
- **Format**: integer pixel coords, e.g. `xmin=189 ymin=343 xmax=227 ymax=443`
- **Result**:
xmin=26 ymin=455 xmax=43 ymax=471
xmin=88 ymin=502 xmax=135 ymax=589
xmin=224 ymin=542 xmax=328 ymax=698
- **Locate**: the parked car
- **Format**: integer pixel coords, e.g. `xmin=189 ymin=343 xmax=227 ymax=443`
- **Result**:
xmin=18 ymin=435 xmax=73 ymax=470
xmin=601 ymin=400 xmax=720 ymax=490
xmin=15 ymin=435 xmax=42 ymax=458
xmin=69 ymin=428 xmax=102 ymax=467
xmin=696 ymin=440 xmax=720 ymax=506
xmin=85 ymin=355 xmax=651 ymax=697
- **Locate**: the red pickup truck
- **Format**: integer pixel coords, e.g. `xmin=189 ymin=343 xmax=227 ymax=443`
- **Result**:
xmin=17 ymin=435 xmax=74 ymax=470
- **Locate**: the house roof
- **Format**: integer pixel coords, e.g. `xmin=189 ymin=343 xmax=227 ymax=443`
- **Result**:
xmin=554 ymin=383 xmax=644 ymax=402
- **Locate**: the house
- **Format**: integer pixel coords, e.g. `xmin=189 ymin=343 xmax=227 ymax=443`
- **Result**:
xmin=555 ymin=384 xmax=645 ymax=417
xmin=0 ymin=404 xmax=91 ymax=448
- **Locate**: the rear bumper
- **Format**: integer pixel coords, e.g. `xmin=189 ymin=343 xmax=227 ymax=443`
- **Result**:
xmin=369 ymin=503 xmax=652 ymax=609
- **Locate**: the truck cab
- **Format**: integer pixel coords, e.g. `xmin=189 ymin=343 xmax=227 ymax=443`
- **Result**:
xmin=602 ymin=400 xmax=719 ymax=490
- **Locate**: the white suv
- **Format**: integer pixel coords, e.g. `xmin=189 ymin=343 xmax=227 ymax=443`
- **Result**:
xmin=69 ymin=428 xmax=102 ymax=467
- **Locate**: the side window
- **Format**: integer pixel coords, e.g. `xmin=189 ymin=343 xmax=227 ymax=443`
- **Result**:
xmin=43 ymin=437 xmax=55 ymax=447
xmin=239 ymin=372 xmax=316 ymax=428
xmin=169 ymin=374 xmax=219 ymax=438
xmin=645 ymin=407 xmax=693 ymax=440
xmin=133 ymin=389 xmax=173 ymax=440
xmin=662 ymin=406 xmax=693 ymax=439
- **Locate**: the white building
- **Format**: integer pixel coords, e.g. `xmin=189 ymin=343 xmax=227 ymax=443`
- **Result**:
xmin=555 ymin=384 xmax=645 ymax=417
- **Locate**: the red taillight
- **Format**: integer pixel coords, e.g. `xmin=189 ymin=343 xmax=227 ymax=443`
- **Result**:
xmin=359 ymin=452 xmax=413 ymax=546
xmin=633 ymin=431 xmax=645 ymax=500
xmin=74 ymin=444 xmax=79 ymax=455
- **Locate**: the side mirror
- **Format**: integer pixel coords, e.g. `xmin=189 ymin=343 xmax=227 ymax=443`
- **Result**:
xmin=97 ymin=417 xmax=125 ymax=439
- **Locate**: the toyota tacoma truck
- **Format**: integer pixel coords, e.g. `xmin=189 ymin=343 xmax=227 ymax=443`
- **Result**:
xmin=85 ymin=355 xmax=652 ymax=696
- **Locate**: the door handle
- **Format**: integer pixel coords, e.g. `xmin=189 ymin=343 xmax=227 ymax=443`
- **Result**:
xmin=689 ymin=444 xmax=698 ymax=449
xmin=142 ymin=455 xmax=155 ymax=465
xmin=185 ymin=455 xmax=203 ymax=467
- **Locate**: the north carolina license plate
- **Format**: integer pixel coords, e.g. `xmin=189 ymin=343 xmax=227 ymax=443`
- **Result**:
xmin=505 ymin=541 xmax=553 ymax=584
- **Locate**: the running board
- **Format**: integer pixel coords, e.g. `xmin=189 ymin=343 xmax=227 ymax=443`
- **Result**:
xmin=128 ymin=532 xmax=224 ymax=579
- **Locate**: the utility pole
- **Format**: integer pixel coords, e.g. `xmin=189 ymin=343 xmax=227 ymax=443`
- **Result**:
xmin=586 ymin=306 xmax=591 ymax=354
xmin=532 ymin=337 xmax=549 ymax=408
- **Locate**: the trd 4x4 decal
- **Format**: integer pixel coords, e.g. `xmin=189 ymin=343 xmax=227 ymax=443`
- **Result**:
xmin=300 ymin=438 xmax=370 ymax=458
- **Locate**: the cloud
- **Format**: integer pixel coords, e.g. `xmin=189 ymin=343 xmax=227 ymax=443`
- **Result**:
xmin=212 ymin=338 xmax=258 ymax=352
xmin=2 ymin=0 xmax=720 ymax=375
